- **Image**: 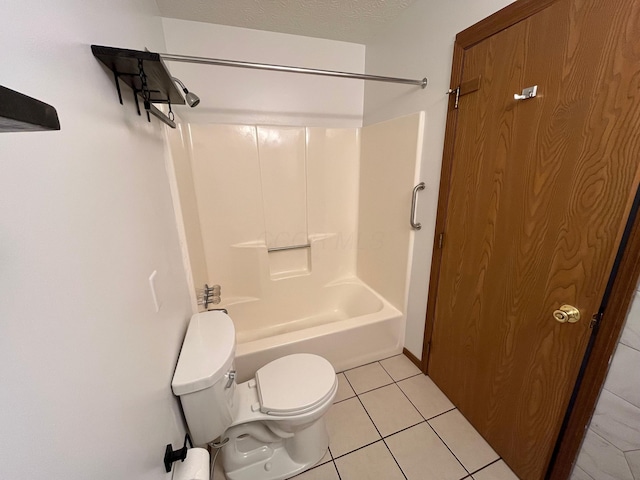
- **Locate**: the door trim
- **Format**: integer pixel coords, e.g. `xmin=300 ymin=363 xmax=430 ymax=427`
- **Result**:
xmin=420 ymin=0 xmax=640 ymax=477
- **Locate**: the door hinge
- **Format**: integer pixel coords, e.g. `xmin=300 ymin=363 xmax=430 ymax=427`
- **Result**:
xmin=590 ymin=312 xmax=603 ymax=329
xmin=447 ymin=87 xmax=461 ymax=109
xmin=438 ymin=232 xmax=445 ymax=249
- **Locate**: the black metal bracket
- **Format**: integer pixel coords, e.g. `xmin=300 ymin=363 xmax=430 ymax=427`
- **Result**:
xmin=91 ymin=45 xmax=184 ymax=129
xmin=164 ymin=433 xmax=193 ymax=473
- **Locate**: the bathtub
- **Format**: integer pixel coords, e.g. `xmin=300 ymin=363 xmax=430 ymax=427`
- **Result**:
xmin=220 ymin=280 xmax=404 ymax=382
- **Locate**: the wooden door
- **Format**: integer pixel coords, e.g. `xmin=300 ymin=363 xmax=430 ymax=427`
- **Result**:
xmin=427 ymin=1 xmax=640 ymax=479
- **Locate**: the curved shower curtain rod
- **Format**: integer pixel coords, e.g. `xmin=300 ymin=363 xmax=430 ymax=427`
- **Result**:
xmin=159 ymin=52 xmax=428 ymax=89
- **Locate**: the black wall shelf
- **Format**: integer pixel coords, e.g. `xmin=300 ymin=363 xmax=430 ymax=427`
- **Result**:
xmin=91 ymin=45 xmax=184 ymax=128
xmin=0 ymin=86 xmax=60 ymax=132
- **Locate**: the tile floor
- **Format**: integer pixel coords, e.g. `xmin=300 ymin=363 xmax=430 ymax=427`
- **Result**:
xmin=213 ymin=354 xmax=520 ymax=480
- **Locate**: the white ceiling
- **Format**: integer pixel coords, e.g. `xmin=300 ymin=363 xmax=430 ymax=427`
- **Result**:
xmin=155 ymin=0 xmax=418 ymax=44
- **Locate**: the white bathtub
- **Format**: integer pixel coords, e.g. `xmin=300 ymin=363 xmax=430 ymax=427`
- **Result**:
xmin=220 ymin=280 xmax=404 ymax=382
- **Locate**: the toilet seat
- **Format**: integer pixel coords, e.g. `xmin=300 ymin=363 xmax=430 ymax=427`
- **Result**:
xmin=255 ymin=353 xmax=337 ymax=416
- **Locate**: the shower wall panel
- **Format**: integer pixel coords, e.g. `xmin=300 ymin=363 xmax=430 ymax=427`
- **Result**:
xmin=357 ymin=112 xmax=424 ymax=313
xmin=189 ymin=124 xmax=265 ymax=298
xmin=257 ymin=127 xmax=309 ymax=250
xmin=176 ymin=123 xmax=360 ymax=304
xmin=166 ymin=124 xmax=208 ymax=294
xmin=307 ymin=128 xmax=360 ymax=279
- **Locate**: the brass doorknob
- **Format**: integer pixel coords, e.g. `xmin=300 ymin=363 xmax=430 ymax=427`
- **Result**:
xmin=553 ymin=305 xmax=581 ymax=324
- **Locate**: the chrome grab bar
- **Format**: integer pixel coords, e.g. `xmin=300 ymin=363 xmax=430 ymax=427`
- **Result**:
xmin=267 ymin=243 xmax=311 ymax=253
xmin=410 ymin=182 xmax=426 ymax=230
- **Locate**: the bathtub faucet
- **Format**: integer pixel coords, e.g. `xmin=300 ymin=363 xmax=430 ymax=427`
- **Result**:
xmin=199 ymin=283 xmax=221 ymax=309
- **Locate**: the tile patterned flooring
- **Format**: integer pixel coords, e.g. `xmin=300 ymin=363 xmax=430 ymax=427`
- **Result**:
xmin=213 ymin=354 xmax=520 ymax=480
xmin=300 ymin=354 xmax=518 ymax=480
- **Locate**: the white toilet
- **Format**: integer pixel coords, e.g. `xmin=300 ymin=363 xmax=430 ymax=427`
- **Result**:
xmin=172 ymin=311 xmax=338 ymax=480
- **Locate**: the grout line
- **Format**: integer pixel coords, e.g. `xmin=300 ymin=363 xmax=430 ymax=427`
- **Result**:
xmin=619 ymin=338 xmax=640 ymax=353
xmin=394 ymin=371 xmax=456 ymax=423
xmin=382 ymin=436 xmax=410 ymax=480
xmin=603 ymin=386 xmax=640 ymax=411
xmin=467 ymin=457 xmax=502 ymax=476
xmin=572 ymin=464 xmax=596 ymax=480
xmin=425 ymin=406 xmax=457 ymax=421
xmin=378 ymin=359 xmax=423 ymax=383
xmin=342 ymin=373 xmax=384 ymax=439
xmin=378 ymin=358 xmax=396 ymax=380
xmin=382 ymin=420 xmax=427 ymax=439
xmin=332 ymin=460 xmax=342 ymax=480
xmin=333 ymin=395 xmax=356 ymax=405
xmin=351 ymin=380 xmax=395 ymax=396
xmin=338 ymin=357 xmax=392 ymax=374
xmin=398 ymin=371 xmax=425 ymax=381
xmin=336 ymin=372 xmax=399 ymax=476
xmin=588 ymin=428 xmax=624 ymax=449
xmin=344 ymin=369 xmax=409 ymax=480
xmin=332 ymin=439 xmax=384 ymax=460
xmin=425 ymin=416 xmax=471 ymax=475
xmin=332 ymin=357 xmax=500 ymax=480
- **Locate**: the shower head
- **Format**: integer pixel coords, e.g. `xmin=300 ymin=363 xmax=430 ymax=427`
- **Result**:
xmin=171 ymin=76 xmax=200 ymax=108
xmin=185 ymin=91 xmax=200 ymax=107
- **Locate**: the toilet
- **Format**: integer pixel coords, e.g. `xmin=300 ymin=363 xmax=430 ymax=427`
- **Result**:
xmin=171 ymin=311 xmax=338 ymax=480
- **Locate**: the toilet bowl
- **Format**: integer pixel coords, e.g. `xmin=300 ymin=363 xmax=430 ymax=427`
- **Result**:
xmin=172 ymin=311 xmax=337 ymax=480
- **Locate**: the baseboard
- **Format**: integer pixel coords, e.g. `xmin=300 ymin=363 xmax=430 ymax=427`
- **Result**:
xmin=403 ymin=348 xmax=424 ymax=372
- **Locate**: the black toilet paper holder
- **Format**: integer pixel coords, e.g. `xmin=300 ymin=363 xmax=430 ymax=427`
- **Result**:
xmin=164 ymin=433 xmax=193 ymax=472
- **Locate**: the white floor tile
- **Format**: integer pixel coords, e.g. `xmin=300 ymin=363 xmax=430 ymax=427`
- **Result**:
xmin=398 ymin=374 xmax=454 ymax=419
xmin=325 ymin=397 xmax=380 ymax=457
xmin=473 ymin=460 xmax=519 ymax=480
xmin=625 ymin=450 xmax=640 ymax=480
xmin=386 ymin=422 xmax=467 ymax=480
xmin=289 ymin=462 xmax=339 ymax=480
xmin=603 ymin=344 xmax=640 ymax=409
xmin=576 ymin=429 xmax=634 ymax=480
xmin=334 ymin=373 xmax=356 ymax=403
xmin=591 ymin=389 xmax=640 ymax=451
xmin=428 ymin=409 xmax=498 ymax=473
xmin=570 ymin=465 xmax=594 ymax=480
xmin=344 ymin=362 xmax=393 ymax=394
xmin=380 ymin=354 xmax=422 ymax=381
xmin=360 ymin=384 xmax=423 ymax=437
xmin=620 ymin=291 xmax=640 ymax=351
xmin=317 ymin=449 xmax=332 ymax=465
xmin=335 ymin=441 xmax=405 ymax=480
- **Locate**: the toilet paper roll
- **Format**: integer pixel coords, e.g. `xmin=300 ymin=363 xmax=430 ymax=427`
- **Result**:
xmin=172 ymin=447 xmax=210 ymax=480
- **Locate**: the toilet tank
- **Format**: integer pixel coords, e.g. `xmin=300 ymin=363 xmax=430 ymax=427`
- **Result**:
xmin=172 ymin=311 xmax=237 ymax=446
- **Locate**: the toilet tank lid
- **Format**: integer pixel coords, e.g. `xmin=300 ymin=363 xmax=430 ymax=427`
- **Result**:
xmin=172 ymin=311 xmax=236 ymax=396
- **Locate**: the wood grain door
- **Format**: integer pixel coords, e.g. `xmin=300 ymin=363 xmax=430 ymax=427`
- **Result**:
xmin=428 ymin=1 xmax=640 ymax=479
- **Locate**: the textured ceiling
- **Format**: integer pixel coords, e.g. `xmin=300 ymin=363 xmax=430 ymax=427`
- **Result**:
xmin=155 ymin=0 xmax=417 ymax=43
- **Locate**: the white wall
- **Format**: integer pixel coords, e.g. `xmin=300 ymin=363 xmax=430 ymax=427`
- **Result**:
xmin=161 ymin=19 xmax=365 ymax=127
xmin=572 ymin=285 xmax=640 ymax=480
xmin=363 ymin=0 xmax=515 ymax=357
xmin=0 ymin=1 xmax=193 ymax=479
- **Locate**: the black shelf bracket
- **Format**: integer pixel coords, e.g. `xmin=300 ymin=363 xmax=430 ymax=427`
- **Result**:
xmin=91 ymin=45 xmax=184 ymax=129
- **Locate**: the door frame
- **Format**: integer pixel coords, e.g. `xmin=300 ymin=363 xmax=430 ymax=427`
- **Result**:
xmin=418 ymin=0 xmax=640 ymax=478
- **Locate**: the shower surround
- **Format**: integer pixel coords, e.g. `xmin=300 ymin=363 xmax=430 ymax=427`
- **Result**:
xmin=167 ymin=114 xmax=424 ymax=379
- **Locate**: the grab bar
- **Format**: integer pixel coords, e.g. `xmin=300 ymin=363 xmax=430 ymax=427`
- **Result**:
xmin=410 ymin=182 xmax=426 ymax=230
xmin=267 ymin=243 xmax=311 ymax=253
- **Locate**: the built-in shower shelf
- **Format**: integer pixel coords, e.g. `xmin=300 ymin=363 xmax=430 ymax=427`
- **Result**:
xmin=91 ymin=45 xmax=184 ymax=128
